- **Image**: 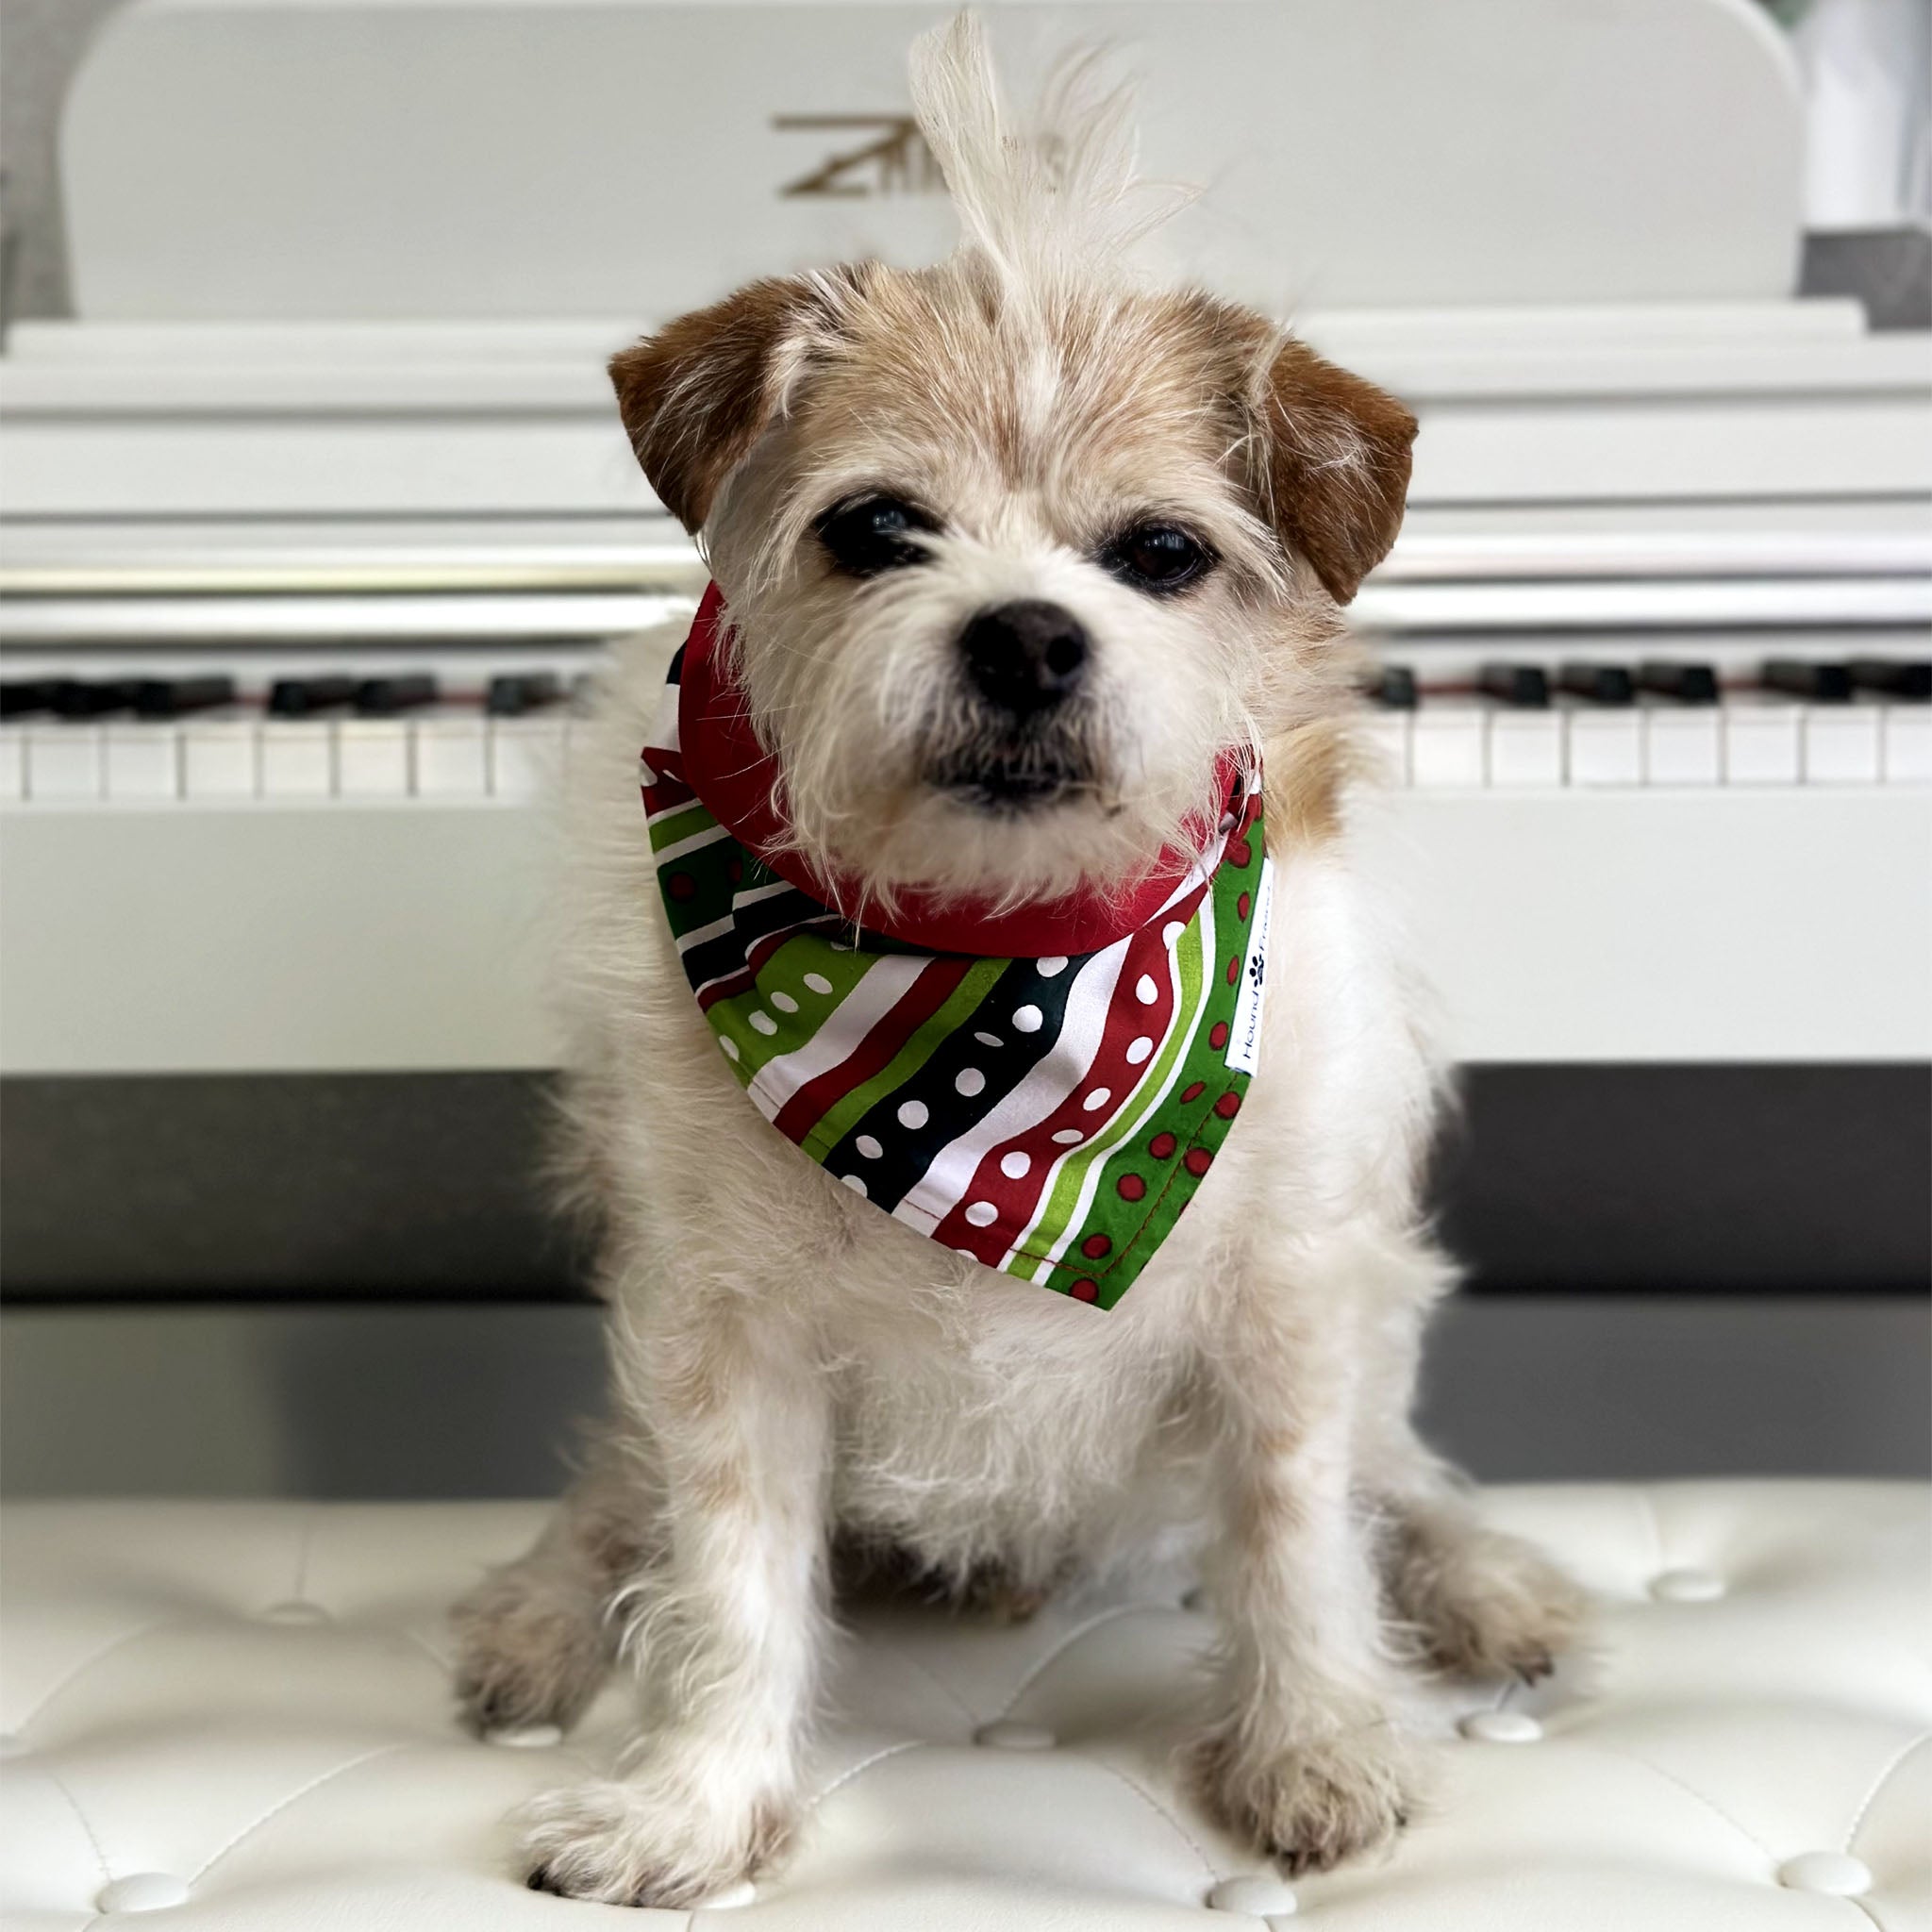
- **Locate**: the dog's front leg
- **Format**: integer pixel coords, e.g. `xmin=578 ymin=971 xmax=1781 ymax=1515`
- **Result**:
xmin=520 ymin=1292 xmax=830 ymax=1907
xmin=1193 ymin=1283 xmax=1423 ymax=1875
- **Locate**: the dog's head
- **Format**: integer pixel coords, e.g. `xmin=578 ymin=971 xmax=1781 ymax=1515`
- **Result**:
xmin=611 ymin=17 xmax=1414 ymax=910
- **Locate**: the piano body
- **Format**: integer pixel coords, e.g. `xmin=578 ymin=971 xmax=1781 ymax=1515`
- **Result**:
xmin=1 ymin=0 xmax=1927 ymax=1303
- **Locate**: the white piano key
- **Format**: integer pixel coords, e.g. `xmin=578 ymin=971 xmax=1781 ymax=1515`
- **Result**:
xmin=1803 ymin=707 xmax=1882 ymax=786
xmin=1564 ymin=708 xmax=1643 ymax=786
xmin=337 ymin=719 xmax=411 ymax=797
xmin=259 ymin=722 xmax=334 ymax=798
xmin=104 ymin=724 xmax=181 ymax=800
xmin=1882 ymin=707 xmax=1932 ymax=784
xmin=1643 ymin=708 xmax=1723 ymax=787
xmin=183 ymin=717 xmax=258 ymax=798
xmin=1409 ymin=708 xmax=1486 ymax=789
xmin=490 ymin=716 xmax=566 ymax=800
xmin=1723 ymin=699 xmax=1803 ymax=785
xmin=414 ymin=714 xmax=490 ymax=797
xmin=26 ymin=725 xmax=104 ymax=801
xmin=1486 ymin=710 xmax=1563 ymax=788
xmin=0 ymin=730 xmax=25 ymax=804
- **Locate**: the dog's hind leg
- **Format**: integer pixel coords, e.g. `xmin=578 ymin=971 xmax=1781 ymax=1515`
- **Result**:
xmin=452 ymin=1424 xmax=657 ymax=1736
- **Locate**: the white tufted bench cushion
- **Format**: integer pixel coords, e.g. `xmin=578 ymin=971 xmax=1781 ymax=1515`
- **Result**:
xmin=2 ymin=1484 xmax=1927 ymax=1930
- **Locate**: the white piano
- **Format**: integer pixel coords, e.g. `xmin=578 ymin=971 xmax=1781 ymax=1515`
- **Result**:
xmin=2 ymin=0 xmax=1927 ymax=1295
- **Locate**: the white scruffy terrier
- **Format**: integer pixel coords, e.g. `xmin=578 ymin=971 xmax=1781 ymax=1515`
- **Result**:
xmin=454 ymin=14 xmax=1583 ymax=1906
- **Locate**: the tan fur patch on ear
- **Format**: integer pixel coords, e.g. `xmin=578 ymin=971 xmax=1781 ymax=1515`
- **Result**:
xmin=1257 ymin=341 xmax=1418 ymax=607
xmin=608 ymin=269 xmax=864 ymax=533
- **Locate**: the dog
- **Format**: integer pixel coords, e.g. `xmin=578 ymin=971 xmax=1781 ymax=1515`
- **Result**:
xmin=452 ymin=14 xmax=1584 ymax=1906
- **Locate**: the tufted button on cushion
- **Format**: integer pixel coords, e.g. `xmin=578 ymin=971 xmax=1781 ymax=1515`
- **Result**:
xmin=258 ymin=1599 xmax=333 ymax=1625
xmin=1457 ymin=1709 xmax=1543 ymax=1743
xmin=1205 ymin=1873 xmax=1298 ymax=1914
xmin=2 ymin=1484 xmax=1926 ymax=1930
xmin=484 ymin=1724 xmax=562 ymax=1749
xmin=1648 ymin=1567 xmax=1727 ymax=1604
xmin=1777 ymin=1851 xmax=1874 ymax=1895
xmin=95 ymin=1872 xmax=193 ymax=1912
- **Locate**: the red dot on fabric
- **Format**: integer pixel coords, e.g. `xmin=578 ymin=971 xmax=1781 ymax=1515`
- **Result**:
xmin=1080 ymin=1233 xmax=1112 ymax=1260
xmin=1148 ymin=1131 xmax=1178 ymax=1160
xmin=1208 ymin=1022 xmax=1230 ymax=1050
xmin=1238 ymin=891 xmax=1252 ymax=921
xmin=1181 ymin=1080 xmax=1207 ymax=1103
xmin=1215 ymin=1090 xmax=1241 ymax=1119
xmin=1070 ymin=1278 xmax=1100 ymax=1302
xmin=1225 ymin=957 xmax=1241 ymax=985
xmin=1229 ymin=839 xmax=1253 ymax=869
xmin=1184 ymin=1147 xmax=1212 ymax=1177
xmin=667 ymin=872 xmax=698 ymax=902
xmin=1117 ymin=1173 xmax=1147 ymax=1203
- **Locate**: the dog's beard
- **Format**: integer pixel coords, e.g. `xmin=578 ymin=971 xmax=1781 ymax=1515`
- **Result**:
xmin=920 ymin=698 xmax=1112 ymax=816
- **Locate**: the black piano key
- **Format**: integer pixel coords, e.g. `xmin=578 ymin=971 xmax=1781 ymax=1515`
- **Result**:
xmin=268 ymin=675 xmax=358 ymax=718
xmin=1 ymin=680 xmax=55 ymax=719
xmin=355 ymin=674 xmax=439 ymax=716
xmin=49 ymin=678 xmax=134 ymax=718
xmin=132 ymin=675 xmax=237 ymax=719
xmin=1365 ymin=664 xmax=1417 ymax=709
xmin=1477 ymin=662 xmax=1549 ymax=708
xmin=486 ymin=672 xmax=563 ymax=717
xmin=1557 ymin=663 xmax=1635 ymax=707
xmin=1763 ymin=659 xmax=1851 ymax=703
xmin=1636 ymin=661 xmax=1720 ymax=705
xmin=1846 ymin=659 xmax=1932 ymax=702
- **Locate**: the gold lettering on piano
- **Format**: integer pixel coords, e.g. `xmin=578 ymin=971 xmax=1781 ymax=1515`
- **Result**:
xmin=773 ymin=116 xmax=943 ymax=197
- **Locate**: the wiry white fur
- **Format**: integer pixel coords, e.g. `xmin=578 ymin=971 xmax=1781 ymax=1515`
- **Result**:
xmin=453 ymin=13 xmax=1585 ymax=1908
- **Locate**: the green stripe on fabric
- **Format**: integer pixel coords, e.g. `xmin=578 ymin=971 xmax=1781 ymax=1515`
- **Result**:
xmin=647 ymin=802 xmax=718 ymax=852
xmin=1008 ymin=913 xmax=1208 ymax=1282
xmin=799 ymin=957 xmax=1008 ymax=1160
xmin=710 ymin=931 xmax=877 ymax=1083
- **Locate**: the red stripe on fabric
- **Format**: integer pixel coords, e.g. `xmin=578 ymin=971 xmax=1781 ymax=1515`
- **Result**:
xmin=930 ymin=883 xmax=1204 ymax=1268
xmin=771 ymin=956 xmax=975 ymax=1145
xmin=694 ymin=912 xmax=838 ymax=1013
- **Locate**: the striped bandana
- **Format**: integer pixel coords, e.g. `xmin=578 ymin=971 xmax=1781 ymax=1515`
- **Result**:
xmin=640 ymin=587 xmax=1271 ymax=1310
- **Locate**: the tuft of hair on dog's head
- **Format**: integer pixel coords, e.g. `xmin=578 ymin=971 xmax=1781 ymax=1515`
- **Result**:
xmin=609 ymin=10 xmax=1416 ymax=911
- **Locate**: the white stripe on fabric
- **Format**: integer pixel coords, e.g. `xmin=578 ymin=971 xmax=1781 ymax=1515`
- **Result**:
xmin=744 ymin=952 xmax=927 ymax=1122
xmin=650 ymin=823 xmax=733 ymax=866
xmin=674 ymin=912 xmax=736 ymax=955
xmin=891 ymin=937 xmax=1133 ymax=1241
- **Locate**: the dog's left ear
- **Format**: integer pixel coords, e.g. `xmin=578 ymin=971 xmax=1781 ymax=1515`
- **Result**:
xmin=1250 ymin=339 xmax=1418 ymax=606
xmin=609 ymin=268 xmax=861 ymax=534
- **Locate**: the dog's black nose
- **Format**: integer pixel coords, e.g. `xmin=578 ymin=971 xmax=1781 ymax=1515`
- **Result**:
xmin=959 ymin=601 xmax=1089 ymax=717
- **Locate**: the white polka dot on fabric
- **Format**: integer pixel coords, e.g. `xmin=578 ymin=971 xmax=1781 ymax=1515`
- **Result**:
xmin=1052 ymin=1128 xmax=1085 ymax=1146
xmin=803 ymin=973 xmax=834 ymax=994
xmin=964 ymin=1201 xmax=999 ymax=1227
xmin=1011 ymin=1005 xmax=1044 ymax=1033
xmin=855 ymin=1135 xmax=883 ymax=1160
xmin=1162 ymin=922 xmax=1185 ymax=945
xmin=1037 ymin=957 xmax=1069 ymax=977
xmin=898 ymin=1100 xmax=929 ymax=1130
xmin=1000 ymin=1151 xmax=1031 ymax=1179
xmin=956 ymin=1067 xmax=986 ymax=1097
xmin=1135 ymin=974 xmax=1159 ymax=1005
xmin=1083 ymin=1088 xmax=1112 ymax=1111
xmin=841 ymin=1173 xmax=868 ymax=1196
xmin=770 ymin=991 xmax=799 ymax=1014
xmin=749 ymin=1011 xmax=777 ymax=1037
xmin=974 ymin=1031 xmax=1004 ymax=1048
xmin=720 ymin=1037 xmax=741 ymax=1061
xmin=1125 ymin=1036 xmax=1155 ymax=1065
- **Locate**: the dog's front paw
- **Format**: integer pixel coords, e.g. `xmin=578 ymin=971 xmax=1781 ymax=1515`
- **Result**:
xmin=517 ymin=1773 xmax=793 ymax=1907
xmin=1193 ymin=1717 xmax=1423 ymax=1876
xmin=1385 ymin=1518 xmax=1591 ymax=1685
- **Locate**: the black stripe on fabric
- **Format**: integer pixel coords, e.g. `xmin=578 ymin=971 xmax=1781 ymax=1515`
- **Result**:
xmin=821 ymin=952 xmax=1086 ymax=1211
xmin=666 ymin=643 xmax=687 ymax=684
xmin=677 ymin=886 xmax=830 ymax=993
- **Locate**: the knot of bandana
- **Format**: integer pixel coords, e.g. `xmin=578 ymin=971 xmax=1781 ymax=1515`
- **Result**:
xmin=641 ymin=586 xmax=1271 ymax=1311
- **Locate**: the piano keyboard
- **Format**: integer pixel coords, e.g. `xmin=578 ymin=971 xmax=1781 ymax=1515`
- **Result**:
xmin=5 ymin=652 xmax=1926 ymax=805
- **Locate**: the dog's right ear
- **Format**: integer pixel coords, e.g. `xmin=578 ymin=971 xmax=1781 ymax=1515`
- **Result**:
xmin=609 ymin=269 xmax=862 ymax=534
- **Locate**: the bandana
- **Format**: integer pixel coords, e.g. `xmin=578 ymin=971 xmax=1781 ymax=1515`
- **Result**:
xmin=640 ymin=586 xmax=1271 ymax=1310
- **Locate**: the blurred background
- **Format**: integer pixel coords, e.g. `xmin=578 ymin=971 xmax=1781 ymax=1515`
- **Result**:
xmin=1 ymin=0 xmax=1927 ymax=1498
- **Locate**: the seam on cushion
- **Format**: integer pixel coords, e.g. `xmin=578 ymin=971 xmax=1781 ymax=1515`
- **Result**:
xmin=397 ymin=1623 xmax=456 ymax=1675
xmin=992 ymin=1603 xmax=1158 ymax=1720
xmin=41 ymin=1764 xmax=113 ymax=1887
xmin=1576 ymin=1739 xmax=1774 ymax=1866
xmin=868 ymin=1644 xmax=980 ymax=1728
xmin=189 ymin=1741 xmax=411 ymax=1884
xmin=801 ymin=1739 xmax=926 ymax=1815
xmin=291 ymin=1507 xmax=320 ymax=1604
xmin=13 ymin=1618 xmax=195 ymax=1734
xmin=1069 ymin=1749 xmax=1223 ymax=1886
xmin=1637 ymin=1486 xmax=1667 ymax=1590
xmin=1843 ymin=1727 xmax=1932 ymax=1853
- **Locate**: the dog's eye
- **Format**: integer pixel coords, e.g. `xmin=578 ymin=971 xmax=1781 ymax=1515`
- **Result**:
xmin=816 ymin=494 xmax=939 ymax=577
xmin=1102 ymin=524 xmax=1214 ymax=594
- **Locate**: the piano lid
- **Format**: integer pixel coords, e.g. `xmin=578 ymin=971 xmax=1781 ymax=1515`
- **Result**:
xmin=59 ymin=0 xmax=1806 ymax=325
